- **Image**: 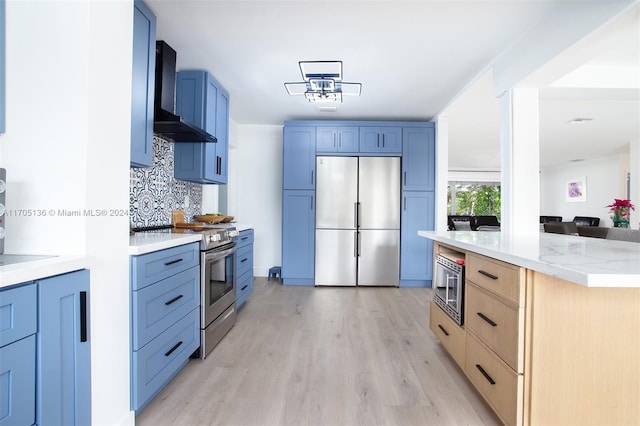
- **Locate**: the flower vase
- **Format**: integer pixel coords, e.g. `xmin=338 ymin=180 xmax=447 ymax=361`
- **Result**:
xmin=611 ymin=209 xmax=630 ymax=228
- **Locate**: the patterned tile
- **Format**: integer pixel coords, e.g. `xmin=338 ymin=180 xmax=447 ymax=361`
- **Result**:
xmin=130 ymin=136 xmax=202 ymax=227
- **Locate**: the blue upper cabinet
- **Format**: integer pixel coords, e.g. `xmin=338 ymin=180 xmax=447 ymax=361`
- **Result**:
xmin=283 ymin=126 xmax=316 ymax=190
xmin=130 ymin=0 xmax=156 ymax=168
xmin=174 ymin=70 xmax=229 ymax=184
xmin=316 ymin=127 xmax=358 ymax=153
xmin=402 ymin=126 xmax=435 ymax=191
xmin=359 ymin=127 xmax=402 ymax=153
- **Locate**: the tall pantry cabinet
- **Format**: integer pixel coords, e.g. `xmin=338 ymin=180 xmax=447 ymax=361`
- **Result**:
xmin=281 ymin=121 xmax=436 ymax=287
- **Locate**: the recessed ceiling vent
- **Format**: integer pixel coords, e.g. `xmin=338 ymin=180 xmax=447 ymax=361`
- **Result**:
xmin=284 ymin=61 xmax=362 ymax=104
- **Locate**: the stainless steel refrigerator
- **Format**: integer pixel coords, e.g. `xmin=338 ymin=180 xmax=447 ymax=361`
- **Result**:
xmin=315 ymin=156 xmax=400 ymax=286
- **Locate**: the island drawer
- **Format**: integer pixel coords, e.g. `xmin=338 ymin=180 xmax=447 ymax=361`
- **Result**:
xmin=429 ymin=301 xmax=464 ymax=368
xmin=465 ymin=332 xmax=522 ymax=426
xmin=131 ymin=242 xmax=200 ymax=290
xmin=465 ymin=282 xmax=523 ymax=372
xmin=467 ymin=253 xmax=524 ymax=305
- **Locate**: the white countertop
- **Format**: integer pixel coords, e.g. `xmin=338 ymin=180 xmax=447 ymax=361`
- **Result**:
xmin=128 ymin=224 xmax=254 ymax=255
xmin=0 ymin=255 xmax=90 ymax=289
xmin=419 ymin=231 xmax=640 ymax=288
xmin=129 ymin=233 xmax=202 ymax=255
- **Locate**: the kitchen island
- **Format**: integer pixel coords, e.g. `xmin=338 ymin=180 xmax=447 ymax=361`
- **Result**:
xmin=419 ymin=230 xmax=639 ymax=426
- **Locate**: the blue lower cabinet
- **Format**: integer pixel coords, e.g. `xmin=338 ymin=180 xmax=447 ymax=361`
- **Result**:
xmin=400 ymin=191 xmax=434 ymax=287
xmin=282 ymin=190 xmax=315 ymax=285
xmin=0 ymin=335 xmax=36 ymax=426
xmin=37 ymin=270 xmax=91 ymax=426
xmin=235 ymin=229 xmax=254 ymax=308
xmin=132 ymin=308 xmax=199 ymax=411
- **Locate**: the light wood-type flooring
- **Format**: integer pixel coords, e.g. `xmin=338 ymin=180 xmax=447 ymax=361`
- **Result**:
xmin=136 ymin=277 xmax=500 ymax=426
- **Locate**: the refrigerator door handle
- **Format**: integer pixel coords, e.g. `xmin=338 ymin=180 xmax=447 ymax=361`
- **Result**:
xmin=354 ymin=232 xmax=358 ymax=257
xmin=357 ymin=232 xmax=361 ymax=257
xmin=354 ymin=202 xmax=358 ymax=228
xmin=356 ymin=202 xmax=361 ymax=228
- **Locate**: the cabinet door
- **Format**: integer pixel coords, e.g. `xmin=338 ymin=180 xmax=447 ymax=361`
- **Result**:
xmin=130 ymin=0 xmax=156 ymax=168
xmin=402 ymin=127 xmax=435 ymax=191
xmin=0 ymin=335 xmax=36 ymax=426
xmin=316 ymin=127 xmax=358 ymax=153
xmin=37 ymin=270 xmax=91 ymax=426
xmin=283 ymin=126 xmax=316 ymax=189
xmin=359 ymin=127 xmax=402 ymax=153
xmin=214 ymin=86 xmax=230 ymax=183
xmin=282 ymin=190 xmax=315 ymax=284
xmin=400 ymin=191 xmax=434 ymax=285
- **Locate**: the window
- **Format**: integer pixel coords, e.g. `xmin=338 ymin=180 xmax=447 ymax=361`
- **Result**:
xmin=448 ymin=182 xmax=501 ymax=220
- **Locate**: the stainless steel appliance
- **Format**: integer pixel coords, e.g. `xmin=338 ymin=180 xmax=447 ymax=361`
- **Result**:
xmin=315 ymin=156 xmax=400 ymax=286
xmin=132 ymin=224 xmax=238 ymax=358
xmin=433 ymin=254 xmax=465 ymax=325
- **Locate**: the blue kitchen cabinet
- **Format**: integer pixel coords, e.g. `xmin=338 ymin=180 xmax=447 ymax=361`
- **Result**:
xmin=130 ymin=0 xmax=156 ymax=168
xmin=316 ymin=127 xmax=359 ymax=153
xmin=235 ymin=229 xmax=254 ymax=308
xmin=38 ymin=269 xmax=91 ymax=426
xmin=400 ymin=191 xmax=434 ymax=287
xmin=0 ymin=283 xmax=37 ymax=426
xmin=282 ymin=190 xmax=315 ymax=285
xmin=174 ymin=70 xmax=229 ymax=184
xmin=283 ymin=126 xmax=316 ymax=190
xmin=402 ymin=127 xmax=435 ymax=191
xmin=359 ymin=127 xmax=402 ymax=153
xmin=130 ymin=242 xmax=200 ymax=411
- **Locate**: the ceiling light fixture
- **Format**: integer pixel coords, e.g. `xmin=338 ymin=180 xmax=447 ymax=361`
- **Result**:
xmin=284 ymin=61 xmax=362 ymax=103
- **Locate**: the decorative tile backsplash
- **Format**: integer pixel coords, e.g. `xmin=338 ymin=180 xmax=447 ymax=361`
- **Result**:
xmin=130 ymin=136 xmax=202 ymax=227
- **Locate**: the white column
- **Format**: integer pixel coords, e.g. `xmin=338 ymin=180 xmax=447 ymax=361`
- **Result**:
xmin=500 ymin=88 xmax=540 ymax=235
xmin=435 ymin=115 xmax=449 ymax=232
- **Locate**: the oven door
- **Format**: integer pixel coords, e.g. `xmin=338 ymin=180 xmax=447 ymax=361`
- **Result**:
xmin=201 ymin=243 xmax=236 ymax=328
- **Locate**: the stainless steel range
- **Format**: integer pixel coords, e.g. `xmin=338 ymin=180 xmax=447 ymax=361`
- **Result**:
xmin=197 ymin=226 xmax=238 ymax=358
xmin=133 ymin=224 xmax=239 ymax=358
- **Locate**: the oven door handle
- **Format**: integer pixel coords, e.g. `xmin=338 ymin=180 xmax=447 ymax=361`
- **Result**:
xmin=204 ymin=245 xmax=237 ymax=262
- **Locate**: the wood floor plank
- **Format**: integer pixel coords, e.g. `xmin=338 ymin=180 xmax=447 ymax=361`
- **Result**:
xmin=136 ymin=278 xmax=500 ymax=426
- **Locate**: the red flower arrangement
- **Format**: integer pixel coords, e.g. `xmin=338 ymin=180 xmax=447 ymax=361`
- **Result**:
xmin=605 ymin=199 xmax=634 ymax=228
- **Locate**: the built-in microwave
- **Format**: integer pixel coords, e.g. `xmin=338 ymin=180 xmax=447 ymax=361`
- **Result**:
xmin=433 ymin=253 xmax=465 ymax=325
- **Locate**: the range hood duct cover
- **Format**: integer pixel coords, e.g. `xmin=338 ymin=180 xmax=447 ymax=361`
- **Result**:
xmin=153 ymin=41 xmax=216 ymax=143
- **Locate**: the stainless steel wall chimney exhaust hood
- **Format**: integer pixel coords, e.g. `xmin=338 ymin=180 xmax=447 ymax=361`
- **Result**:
xmin=154 ymin=41 xmax=216 ymax=143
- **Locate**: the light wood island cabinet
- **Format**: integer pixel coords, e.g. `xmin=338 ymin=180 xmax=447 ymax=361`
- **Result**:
xmin=430 ymin=241 xmax=640 ymax=426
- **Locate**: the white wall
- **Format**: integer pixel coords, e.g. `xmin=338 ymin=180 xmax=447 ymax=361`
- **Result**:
xmin=540 ymin=154 xmax=628 ymax=227
xmin=1 ymin=1 xmax=134 ymax=425
xmin=231 ymin=124 xmax=282 ymax=276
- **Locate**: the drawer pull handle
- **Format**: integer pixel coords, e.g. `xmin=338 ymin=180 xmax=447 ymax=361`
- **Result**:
xmin=241 ymin=237 xmax=249 ymax=241
xmin=165 ymin=341 xmax=183 ymax=357
xmin=477 ymin=312 xmax=497 ymax=327
xmin=478 ymin=270 xmax=499 ymax=280
xmin=241 ymin=285 xmax=248 ymax=291
xmin=241 ymin=258 xmax=248 ymax=263
xmin=475 ymin=364 xmax=496 ymax=385
xmin=437 ymin=324 xmax=449 ymax=336
xmin=165 ymin=294 xmax=184 ymax=306
xmin=164 ymin=258 xmax=183 ymax=266
xmin=80 ymin=291 xmax=88 ymax=343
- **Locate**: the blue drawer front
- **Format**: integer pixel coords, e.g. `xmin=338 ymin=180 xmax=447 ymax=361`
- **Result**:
xmin=236 ymin=269 xmax=253 ymax=308
xmin=131 ymin=242 xmax=200 ymax=290
xmin=236 ymin=245 xmax=253 ymax=278
xmin=0 ymin=335 xmax=36 ymax=426
xmin=132 ymin=308 xmax=200 ymax=411
xmin=132 ymin=266 xmax=200 ymax=350
xmin=0 ymin=283 xmax=37 ymax=347
xmin=236 ymin=229 xmax=254 ymax=248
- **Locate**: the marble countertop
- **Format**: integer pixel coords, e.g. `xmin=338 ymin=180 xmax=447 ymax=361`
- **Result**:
xmin=419 ymin=231 xmax=640 ymax=288
xmin=0 ymin=254 xmax=89 ymax=289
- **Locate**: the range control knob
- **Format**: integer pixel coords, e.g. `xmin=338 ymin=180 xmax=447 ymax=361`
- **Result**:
xmin=209 ymin=233 xmax=221 ymax=242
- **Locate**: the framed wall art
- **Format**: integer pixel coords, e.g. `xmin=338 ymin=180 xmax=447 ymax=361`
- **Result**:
xmin=566 ymin=176 xmax=586 ymax=202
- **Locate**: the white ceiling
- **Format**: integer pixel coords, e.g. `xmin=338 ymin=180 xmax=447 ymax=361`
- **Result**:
xmin=147 ymin=0 xmax=640 ymax=170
